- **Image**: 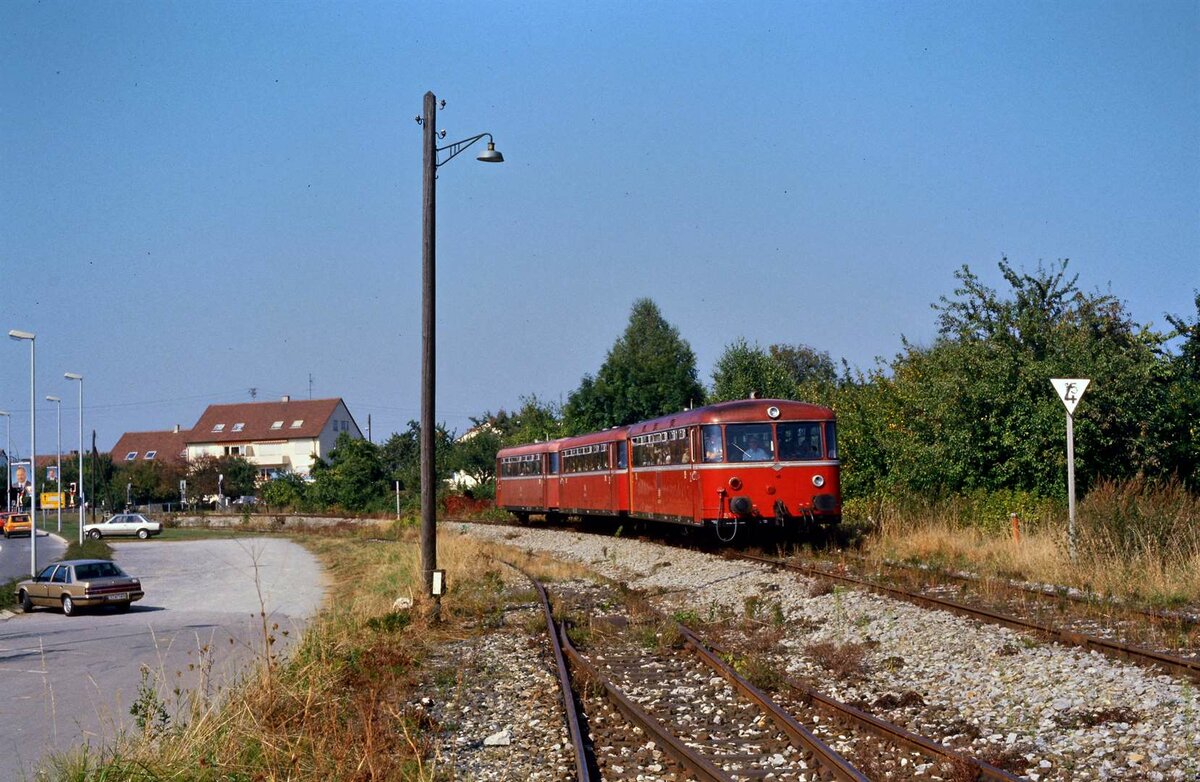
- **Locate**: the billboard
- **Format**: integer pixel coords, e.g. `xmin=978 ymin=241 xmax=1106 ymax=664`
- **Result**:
xmin=47 ymin=465 xmax=59 ymax=484
xmin=10 ymin=461 xmax=31 ymax=490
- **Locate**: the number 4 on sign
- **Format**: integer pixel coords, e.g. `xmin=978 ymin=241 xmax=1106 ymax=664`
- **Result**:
xmin=1051 ymin=378 xmax=1090 ymax=415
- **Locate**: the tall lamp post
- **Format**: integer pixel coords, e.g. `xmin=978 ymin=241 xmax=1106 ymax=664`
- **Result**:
xmin=0 ymin=410 xmax=10 ymax=513
xmin=9 ymin=329 xmax=37 ymax=577
xmin=417 ymin=91 xmax=503 ymax=615
xmin=46 ymin=395 xmax=62 ymax=533
xmin=65 ymin=373 xmax=84 ymax=545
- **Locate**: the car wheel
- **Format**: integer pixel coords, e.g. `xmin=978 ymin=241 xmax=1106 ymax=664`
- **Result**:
xmin=3 ymin=529 xmax=8 ymax=539
xmin=87 ymin=529 xmax=101 ymax=540
xmin=62 ymin=595 xmax=76 ymax=617
xmin=19 ymin=591 xmax=33 ymax=613
xmin=137 ymin=528 xmax=150 ymax=540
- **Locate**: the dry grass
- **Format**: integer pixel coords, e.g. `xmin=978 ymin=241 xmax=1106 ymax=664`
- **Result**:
xmin=39 ymin=521 xmax=585 ymax=782
xmin=864 ymin=479 xmax=1200 ymax=607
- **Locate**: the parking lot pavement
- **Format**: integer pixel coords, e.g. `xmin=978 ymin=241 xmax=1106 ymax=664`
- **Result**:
xmin=0 ymin=530 xmax=67 ymax=584
xmin=0 ymin=537 xmax=326 ymax=781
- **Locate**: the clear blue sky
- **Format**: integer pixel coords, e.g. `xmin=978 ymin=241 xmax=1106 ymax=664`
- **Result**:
xmin=2 ymin=1 xmax=1197 ymax=453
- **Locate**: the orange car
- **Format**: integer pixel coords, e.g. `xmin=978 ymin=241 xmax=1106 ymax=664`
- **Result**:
xmin=1 ymin=512 xmax=32 ymax=538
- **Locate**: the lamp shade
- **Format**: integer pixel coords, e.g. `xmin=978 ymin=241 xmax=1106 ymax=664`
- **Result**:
xmin=476 ymin=141 xmax=504 ymax=163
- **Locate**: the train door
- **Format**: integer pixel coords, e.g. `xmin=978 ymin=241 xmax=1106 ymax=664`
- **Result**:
xmin=689 ymin=427 xmax=702 ymax=524
xmin=545 ymin=451 xmax=559 ymax=512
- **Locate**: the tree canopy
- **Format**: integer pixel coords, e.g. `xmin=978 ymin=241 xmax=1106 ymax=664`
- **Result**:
xmin=563 ymin=299 xmax=704 ymax=433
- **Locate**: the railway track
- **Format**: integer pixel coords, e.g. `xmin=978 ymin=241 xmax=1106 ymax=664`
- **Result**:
xmin=801 ymin=551 xmax=1200 ymax=655
xmin=733 ymin=551 xmax=1200 ymax=684
xmin=509 ymin=561 xmax=1023 ymax=781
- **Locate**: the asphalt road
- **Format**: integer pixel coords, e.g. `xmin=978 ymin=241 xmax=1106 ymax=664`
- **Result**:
xmin=0 ymin=529 xmax=68 ymax=584
xmin=0 ymin=537 xmax=326 ymax=782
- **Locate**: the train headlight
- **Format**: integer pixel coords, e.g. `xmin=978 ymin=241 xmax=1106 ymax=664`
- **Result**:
xmin=728 ymin=477 xmax=742 ymax=491
xmin=812 ymin=474 xmax=825 ymax=488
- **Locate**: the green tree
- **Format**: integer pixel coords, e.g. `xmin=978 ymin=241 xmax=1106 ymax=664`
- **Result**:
xmin=188 ymin=455 xmax=257 ymax=502
xmin=873 ymin=258 xmax=1167 ymax=497
xmin=309 ymin=433 xmax=387 ymax=512
xmin=260 ymin=471 xmax=310 ymax=510
xmin=451 ymin=426 xmax=503 ymax=486
xmin=710 ymin=339 xmax=796 ymax=402
xmin=379 ymin=421 xmax=455 ymax=496
xmin=768 ymin=343 xmax=838 ymax=388
xmin=563 ymin=299 xmax=704 ymax=432
xmin=1154 ymin=292 xmax=1200 ymax=488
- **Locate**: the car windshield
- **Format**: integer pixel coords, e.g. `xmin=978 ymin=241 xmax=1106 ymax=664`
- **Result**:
xmin=75 ymin=562 xmax=126 ymax=579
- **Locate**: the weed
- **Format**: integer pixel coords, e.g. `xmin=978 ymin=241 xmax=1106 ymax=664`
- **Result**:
xmin=805 ymin=640 xmax=870 ymax=680
xmin=129 ymin=664 xmax=170 ymax=738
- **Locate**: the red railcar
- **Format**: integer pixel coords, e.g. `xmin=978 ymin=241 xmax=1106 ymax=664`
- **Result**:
xmin=495 ymin=399 xmax=841 ymax=536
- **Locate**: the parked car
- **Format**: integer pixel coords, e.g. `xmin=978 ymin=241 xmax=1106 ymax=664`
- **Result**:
xmin=15 ymin=558 xmax=144 ymax=616
xmin=1 ymin=512 xmax=32 ymax=538
xmin=83 ymin=513 xmax=163 ymax=540
xmin=231 ymin=496 xmax=258 ymax=507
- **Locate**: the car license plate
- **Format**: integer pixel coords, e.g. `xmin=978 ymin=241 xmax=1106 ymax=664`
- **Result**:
xmin=107 ymin=593 xmax=129 ymax=601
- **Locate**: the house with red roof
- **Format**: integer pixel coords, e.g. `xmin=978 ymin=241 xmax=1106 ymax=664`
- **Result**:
xmin=184 ymin=396 xmax=361 ymax=480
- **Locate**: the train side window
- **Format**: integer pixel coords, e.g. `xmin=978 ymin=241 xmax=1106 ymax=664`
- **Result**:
xmin=825 ymin=422 xmax=838 ymax=460
xmin=617 ymin=441 xmax=627 ymax=469
xmin=702 ymin=425 xmax=724 ymax=463
xmin=549 ymin=453 xmax=559 ymax=475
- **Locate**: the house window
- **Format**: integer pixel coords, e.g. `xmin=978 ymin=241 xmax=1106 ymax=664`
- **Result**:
xmin=144 ymin=451 xmax=157 ymax=460
xmin=270 ymin=421 xmax=284 ymax=430
xmin=224 ymin=446 xmax=242 ymax=456
xmin=232 ymin=423 xmax=245 ymax=432
xmin=125 ymin=451 xmax=138 ymax=461
xmin=291 ymin=420 xmax=303 ymax=428
xmin=212 ymin=423 xmax=225 ymax=432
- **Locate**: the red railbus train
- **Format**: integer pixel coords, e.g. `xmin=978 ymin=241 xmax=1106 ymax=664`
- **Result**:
xmin=495 ymin=398 xmax=841 ymax=538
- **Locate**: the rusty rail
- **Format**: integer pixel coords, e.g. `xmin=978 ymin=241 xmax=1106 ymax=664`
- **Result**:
xmin=735 ymin=552 xmax=1200 ymax=683
xmin=690 ymin=630 xmax=1023 ymax=782
xmin=501 ymin=561 xmax=593 ymax=782
xmin=559 ymin=627 xmax=735 ymax=782
xmin=677 ymin=625 xmax=871 ymax=782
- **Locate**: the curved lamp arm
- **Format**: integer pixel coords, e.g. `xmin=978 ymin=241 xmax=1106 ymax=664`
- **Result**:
xmin=436 ymin=132 xmax=503 ymax=168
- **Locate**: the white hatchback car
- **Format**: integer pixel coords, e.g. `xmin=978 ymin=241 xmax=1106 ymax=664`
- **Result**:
xmin=84 ymin=513 xmax=163 ymax=540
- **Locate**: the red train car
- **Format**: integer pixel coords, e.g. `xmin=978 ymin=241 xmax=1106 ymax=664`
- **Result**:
xmin=496 ymin=398 xmax=841 ymax=537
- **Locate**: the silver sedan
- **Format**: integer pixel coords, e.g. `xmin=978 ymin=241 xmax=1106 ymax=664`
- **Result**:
xmin=83 ymin=513 xmax=163 ymax=540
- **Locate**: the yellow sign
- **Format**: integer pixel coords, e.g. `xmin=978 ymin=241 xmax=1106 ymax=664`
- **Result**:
xmin=40 ymin=492 xmax=65 ymax=509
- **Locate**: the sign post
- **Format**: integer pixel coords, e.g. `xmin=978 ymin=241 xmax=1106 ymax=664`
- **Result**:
xmin=1051 ymin=378 xmax=1090 ymax=563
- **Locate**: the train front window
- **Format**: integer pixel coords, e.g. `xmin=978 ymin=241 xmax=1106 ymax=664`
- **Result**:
xmin=778 ymin=422 xmax=823 ymax=461
xmin=825 ymin=421 xmax=838 ymax=460
xmin=701 ymin=425 xmax=724 ymax=463
xmin=726 ymin=423 xmax=774 ymax=462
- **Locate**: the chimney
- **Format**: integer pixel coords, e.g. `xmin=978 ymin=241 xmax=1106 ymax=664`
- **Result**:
xmin=173 ymin=424 xmax=180 ymax=434
xmin=282 ymin=395 xmax=290 ymax=403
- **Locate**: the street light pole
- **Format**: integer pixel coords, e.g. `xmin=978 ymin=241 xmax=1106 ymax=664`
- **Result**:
xmin=417 ymin=91 xmax=503 ymax=617
xmin=65 ymin=373 xmax=84 ymax=545
xmin=46 ymin=395 xmax=61 ymax=533
xmin=9 ymin=330 xmax=37 ymax=577
xmin=0 ymin=411 xmax=10 ymax=513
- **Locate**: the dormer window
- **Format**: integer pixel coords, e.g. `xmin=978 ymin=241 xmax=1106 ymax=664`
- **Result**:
xmin=125 ymin=451 xmax=138 ymax=461
xmin=291 ymin=420 xmax=304 ymax=428
xmin=232 ymin=423 xmax=245 ymax=432
xmin=212 ymin=423 xmax=225 ymax=432
xmin=270 ymin=421 xmax=284 ymax=430
xmin=144 ymin=451 xmax=157 ymax=460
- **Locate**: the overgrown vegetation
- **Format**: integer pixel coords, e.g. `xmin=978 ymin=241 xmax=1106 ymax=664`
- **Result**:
xmin=37 ymin=526 xmax=586 ymax=781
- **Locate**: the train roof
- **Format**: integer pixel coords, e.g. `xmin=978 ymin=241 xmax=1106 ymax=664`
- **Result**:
xmin=496 ymin=399 xmax=834 ymax=456
xmin=496 ymin=438 xmax=567 ymax=458
xmin=627 ymin=398 xmax=833 ymax=435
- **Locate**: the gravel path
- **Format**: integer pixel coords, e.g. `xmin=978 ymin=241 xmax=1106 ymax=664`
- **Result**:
xmin=447 ymin=523 xmax=1200 ymax=781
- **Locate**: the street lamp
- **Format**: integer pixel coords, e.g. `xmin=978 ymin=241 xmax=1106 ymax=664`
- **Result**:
xmin=417 ymin=91 xmax=503 ymax=616
xmin=46 ymin=395 xmax=61 ymax=533
xmin=0 ymin=410 xmax=10 ymax=513
xmin=9 ymin=329 xmax=37 ymax=577
xmin=218 ymin=473 xmax=224 ymax=507
xmin=65 ymin=373 xmax=84 ymax=545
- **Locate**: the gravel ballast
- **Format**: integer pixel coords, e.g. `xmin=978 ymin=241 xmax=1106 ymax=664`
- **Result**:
xmin=446 ymin=523 xmax=1200 ymax=781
